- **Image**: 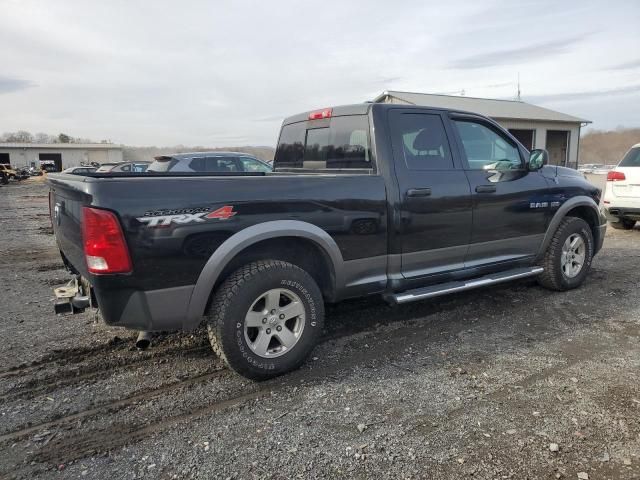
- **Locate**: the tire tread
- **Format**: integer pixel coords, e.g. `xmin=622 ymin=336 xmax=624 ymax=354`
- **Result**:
xmin=206 ymin=260 xmax=319 ymax=379
xmin=537 ymin=216 xmax=592 ymax=291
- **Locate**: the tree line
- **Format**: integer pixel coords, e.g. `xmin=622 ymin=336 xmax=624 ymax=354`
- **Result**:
xmin=0 ymin=131 xmax=111 ymax=144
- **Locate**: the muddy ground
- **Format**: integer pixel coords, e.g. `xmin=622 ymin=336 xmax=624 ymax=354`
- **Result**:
xmin=0 ymin=180 xmax=638 ymax=480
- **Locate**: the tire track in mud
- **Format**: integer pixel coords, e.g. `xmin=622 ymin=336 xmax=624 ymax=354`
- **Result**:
xmin=0 ymin=366 xmax=230 ymax=445
xmin=2 ymin=389 xmax=267 ymax=479
xmin=0 ymin=345 xmax=212 ymax=402
xmin=0 ymin=337 xmax=209 ymax=380
xmin=36 ymin=390 xmax=264 ymax=464
xmin=0 ymin=322 xmax=402 ymax=473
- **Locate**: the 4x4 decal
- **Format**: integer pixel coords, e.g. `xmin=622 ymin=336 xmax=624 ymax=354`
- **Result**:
xmin=137 ymin=206 xmax=236 ymax=227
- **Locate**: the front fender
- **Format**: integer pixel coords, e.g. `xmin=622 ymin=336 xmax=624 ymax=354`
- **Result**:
xmin=537 ymin=196 xmax=605 ymax=259
xmin=184 ymin=220 xmax=344 ymax=329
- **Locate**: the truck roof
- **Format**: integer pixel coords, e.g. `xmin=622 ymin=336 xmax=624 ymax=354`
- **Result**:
xmin=281 ymin=102 xmax=493 ymax=126
xmin=282 ymin=104 xmax=372 ymax=125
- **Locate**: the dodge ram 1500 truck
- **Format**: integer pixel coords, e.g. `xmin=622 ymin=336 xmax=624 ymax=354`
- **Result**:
xmin=47 ymin=103 xmax=606 ymax=379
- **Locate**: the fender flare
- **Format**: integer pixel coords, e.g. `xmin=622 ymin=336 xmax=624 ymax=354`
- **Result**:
xmin=184 ymin=220 xmax=344 ymax=329
xmin=537 ymin=195 xmax=603 ymax=259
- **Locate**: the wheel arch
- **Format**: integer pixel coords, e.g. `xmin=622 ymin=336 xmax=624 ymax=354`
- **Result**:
xmin=184 ymin=220 xmax=343 ymax=329
xmin=537 ymin=196 xmax=603 ymax=260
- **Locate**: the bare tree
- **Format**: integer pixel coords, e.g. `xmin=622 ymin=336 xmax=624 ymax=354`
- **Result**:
xmin=2 ymin=130 xmax=34 ymax=143
xmin=34 ymin=132 xmax=54 ymax=144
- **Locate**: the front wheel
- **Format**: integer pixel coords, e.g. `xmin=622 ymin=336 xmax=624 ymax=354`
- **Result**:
xmin=206 ymin=260 xmax=324 ymax=380
xmin=537 ymin=217 xmax=594 ymax=291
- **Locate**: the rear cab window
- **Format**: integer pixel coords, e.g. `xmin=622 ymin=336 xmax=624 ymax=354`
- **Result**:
xmin=274 ymin=115 xmax=372 ymax=172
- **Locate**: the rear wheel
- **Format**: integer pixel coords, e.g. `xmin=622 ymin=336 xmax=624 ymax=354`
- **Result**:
xmin=609 ymin=218 xmax=636 ymax=230
xmin=205 ymin=260 xmax=324 ymax=380
xmin=538 ymin=217 xmax=594 ymax=291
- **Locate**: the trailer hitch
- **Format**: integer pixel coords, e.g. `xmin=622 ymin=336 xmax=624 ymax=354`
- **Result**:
xmin=53 ymin=276 xmax=92 ymax=314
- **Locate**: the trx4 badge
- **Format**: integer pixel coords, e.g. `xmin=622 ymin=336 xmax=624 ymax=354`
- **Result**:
xmin=137 ymin=206 xmax=236 ymax=227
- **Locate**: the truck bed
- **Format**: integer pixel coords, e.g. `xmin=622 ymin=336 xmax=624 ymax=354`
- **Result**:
xmin=47 ymin=171 xmax=388 ymax=329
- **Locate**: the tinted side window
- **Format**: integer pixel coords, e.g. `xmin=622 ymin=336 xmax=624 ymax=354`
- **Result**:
xmin=189 ymin=158 xmax=205 ymax=171
xmin=390 ymin=113 xmax=453 ymax=170
xmin=275 ymin=115 xmax=371 ymax=170
xmin=240 ymin=157 xmax=271 ymax=172
xmin=275 ymin=122 xmax=306 ymax=167
xmin=188 ymin=157 xmax=239 ymax=172
xmin=209 ymin=157 xmax=239 ymax=172
xmin=454 ymin=120 xmax=522 ymax=170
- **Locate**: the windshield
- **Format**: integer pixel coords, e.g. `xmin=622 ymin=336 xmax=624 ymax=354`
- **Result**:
xmin=619 ymin=147 xmax=640 ymax=167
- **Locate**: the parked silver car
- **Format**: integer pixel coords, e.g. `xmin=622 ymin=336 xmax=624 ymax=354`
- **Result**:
xmin=147 ymin=152 xmax=272 ymax=173
xmin=96 ymin=161 xmax=150 ymax=173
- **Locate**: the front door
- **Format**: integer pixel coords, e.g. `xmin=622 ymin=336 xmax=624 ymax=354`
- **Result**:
xmin=388 ymin=109 xmax=472 ymax=278
xmin=450 ymin=116 xmax=551 ymax=267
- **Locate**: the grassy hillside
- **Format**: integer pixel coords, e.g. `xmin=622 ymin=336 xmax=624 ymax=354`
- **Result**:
xmin=123 ymin=145 xmax=276 ymax=163
xmin=580 ymin=128 xmax=640 ymax=165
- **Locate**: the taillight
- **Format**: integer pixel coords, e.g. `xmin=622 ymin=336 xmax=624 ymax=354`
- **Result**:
xmin=308 ymin=108 xmax=332 ymax=120
xmin=82 ymin=207 xmax=132 ymax=274
xmin=607 ymin=171 xmax=626 ymax=181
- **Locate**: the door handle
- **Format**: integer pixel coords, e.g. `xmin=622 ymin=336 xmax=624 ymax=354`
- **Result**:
xmin=406 ymin=188 xmax=432 ymax=197
xmin=475 ymin=185 xmax=496 ymax=193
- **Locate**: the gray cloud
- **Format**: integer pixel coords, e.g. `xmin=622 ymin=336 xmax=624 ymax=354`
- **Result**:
xmin=0 ymin=76 xmax=36 ymax=94
xmin=525 ymin=84 xmax=640 ymax=103
xmin=608 ymin=59 xmax=640 ymax=70
xmin=0 ymin=0 xmax=639 ymax=143
xmin=449 ymin=34 xmax=593 ymax=69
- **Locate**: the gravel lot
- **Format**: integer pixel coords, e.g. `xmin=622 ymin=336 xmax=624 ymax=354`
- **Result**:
xmin=1 ymin=179 xmax=639 ymax=480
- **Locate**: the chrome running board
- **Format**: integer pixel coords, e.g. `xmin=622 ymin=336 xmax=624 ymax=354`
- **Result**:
xmin=389 ymin=266 xmax=544 ymax=304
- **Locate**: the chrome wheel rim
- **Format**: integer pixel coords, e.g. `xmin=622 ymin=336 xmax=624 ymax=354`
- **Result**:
xmin=561 ymin=233 xmax=586 ymax=278
xmin=244 ymin=288 xmax=305 ymax=358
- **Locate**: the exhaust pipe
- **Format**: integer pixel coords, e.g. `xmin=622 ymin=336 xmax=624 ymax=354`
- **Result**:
xmin=135 ymin=331 xmax=152 ymax=350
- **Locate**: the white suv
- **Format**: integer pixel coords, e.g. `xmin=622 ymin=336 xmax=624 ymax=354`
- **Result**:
xmin=603 ymin=143 xmax=640 ymax=230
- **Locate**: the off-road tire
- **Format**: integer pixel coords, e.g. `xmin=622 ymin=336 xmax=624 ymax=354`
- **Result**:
xmin=609 ymin=219 xmax=636 ymax=230
xmin=205 ymin=260 xmax=324 ymax=380
xmin=537 ymin=216 xmax=594 ymax=291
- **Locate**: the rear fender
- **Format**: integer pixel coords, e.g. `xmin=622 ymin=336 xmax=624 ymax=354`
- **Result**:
xmin=184 ymin=220 xmax=344 ymax=329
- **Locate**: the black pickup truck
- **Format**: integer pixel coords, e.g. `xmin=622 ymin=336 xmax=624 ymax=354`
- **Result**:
xmin=48 ymin=103 xmax=606 ymax=379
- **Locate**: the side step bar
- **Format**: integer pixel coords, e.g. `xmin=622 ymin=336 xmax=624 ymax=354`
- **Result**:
xmin=388 ymin=266 xmax=544 ymax=304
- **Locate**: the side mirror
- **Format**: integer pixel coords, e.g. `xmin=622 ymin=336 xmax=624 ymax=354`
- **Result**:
xmin=528 ymin=149 xmax=549 ymax=171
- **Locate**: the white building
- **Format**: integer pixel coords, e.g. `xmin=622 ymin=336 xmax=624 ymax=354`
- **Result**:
xmin=0 ymin=143 xmax=123 ymax=171
xmin=373 ymin=91 xmax=591 ymax=168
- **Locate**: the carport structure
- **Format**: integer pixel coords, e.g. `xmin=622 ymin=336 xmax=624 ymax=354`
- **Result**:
xmin=374 ymin=91 xmax=591 ymax=169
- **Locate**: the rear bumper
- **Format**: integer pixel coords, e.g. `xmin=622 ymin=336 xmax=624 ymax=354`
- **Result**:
xmin=94 ymin=285 xmax=195 ymax=331
xmin=603 ymin=206 xmax=640 ymax=222
xmin=56 ymin=250 xmax=198 ymax=331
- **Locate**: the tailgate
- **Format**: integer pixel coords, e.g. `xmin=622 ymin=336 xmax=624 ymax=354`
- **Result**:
xmin=48 ymin=174 xmax=92 ymax=275
xmin=612 ymin=167 xmax=640 ymax=198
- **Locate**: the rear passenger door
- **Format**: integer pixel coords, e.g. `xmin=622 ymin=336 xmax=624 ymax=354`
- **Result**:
xmin=388 ymin=109 xmax=472 ymax=279
xmin=450 ymin=115 xmax=551 ymax=267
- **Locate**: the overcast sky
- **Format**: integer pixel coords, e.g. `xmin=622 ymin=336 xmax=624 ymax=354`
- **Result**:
xmin=1 ymin=0 xmax=639 ymax=146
